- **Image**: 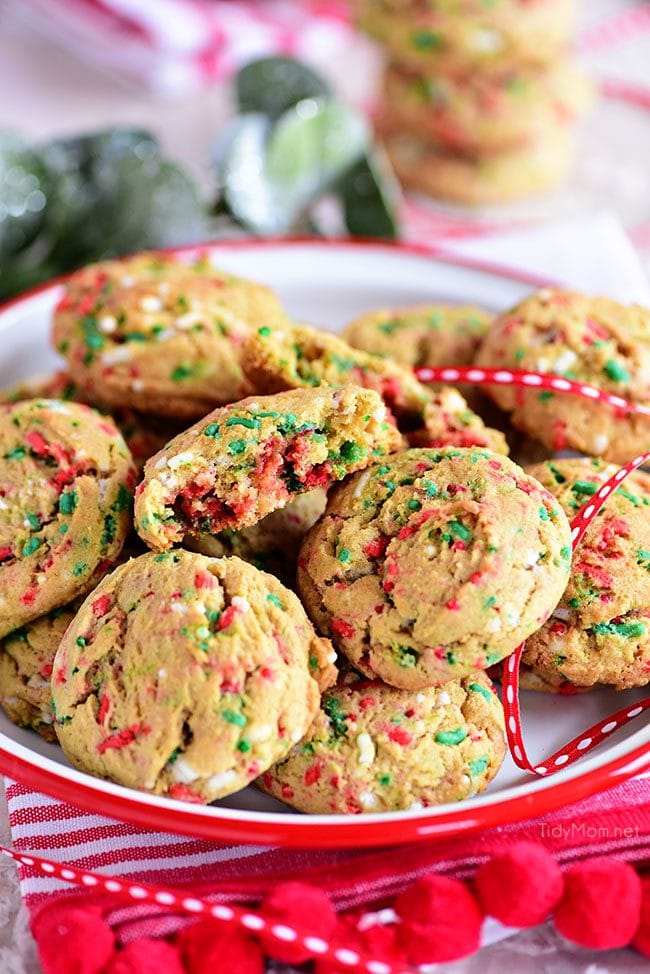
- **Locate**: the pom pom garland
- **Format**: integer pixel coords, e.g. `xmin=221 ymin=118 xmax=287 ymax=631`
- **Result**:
xmin=32 ymin=905 xmax=115 ymax=974
xmin=554 ymin=858 xmax=642 ymax=950
xmin=395 ymin=873 xmax=484 ymax=963
xmin=260 ymin=881 xmax=338 ymax=964
xmin=103 ymin=939 xmax=185 ymax=974
xmin=474 ymin=843 xmax=564 ymax=927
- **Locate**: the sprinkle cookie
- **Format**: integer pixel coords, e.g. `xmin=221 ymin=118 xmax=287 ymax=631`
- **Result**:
xmin=298 ymin=448 xmax=572 ymax=688
xmin=343 ymin=303 xmax=492 ymax=370
xmin=0 ymin=400 xmax=135 ymax=639
xmin=475 ymin=289 xmax=650 ymax=464
xmin=52 ymin=551 xmax=337 ymax=802
xmin=520 ymin=458 xmax=650 ymax=691
xmin=52 ymin=252 xmax=290 ymax=419
xmin=259 ymin=670 xmax=506 ymax=813
xmin=356 ymin=0 xmax=577 ymax=73
xmin=135 ymin=386 xmax=401 ymax=551
xmin=379 ymin=61 xmax=592 ymax=155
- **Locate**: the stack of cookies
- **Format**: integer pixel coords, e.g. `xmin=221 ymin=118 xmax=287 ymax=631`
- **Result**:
xmin=2 ymin=251 xmax=650 ymax=816
xmin=355 ymin=0 xmax=593 ymax=205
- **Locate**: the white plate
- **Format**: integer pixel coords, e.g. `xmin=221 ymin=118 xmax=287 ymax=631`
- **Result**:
xmin=0 ymin=239 xmax=648 ymax=848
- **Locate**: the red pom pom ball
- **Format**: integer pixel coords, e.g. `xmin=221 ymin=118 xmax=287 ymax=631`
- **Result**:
xmin=32 ymin=904 xmax=115 ymax=974
xmin=395 ymin=873 xmax=483 ymax=964
xmin=177 ymin=918 xmax=264 ymax=974
xmin=104 ymin=939 xmax=184 ymax=974
xmin=261 ymin=881 xmax=337 ymax=964
xmin=554 ymin=858 xmax=642 ymax=949
xmin=315 ymin=912 xmax=407 ymax=974
xmin=632 ymin=876 xmax=650 ymax=957
xmin=475 ymin=843 xmax=564 ymax=927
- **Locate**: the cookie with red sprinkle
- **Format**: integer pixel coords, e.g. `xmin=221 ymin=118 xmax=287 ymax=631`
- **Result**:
xmin=298 ymin=447 xmax=572 ymax=688
xmin=259 ymin=670 xmax=505 ymax=813
xmin=52 ymin=550 xmax=337 ymax=802
xmin=0 ymin=399 xmax=135 ymax=639
xmin=52 ymin=252 xmax=290 ymax=419
xmin=521 ymin=457 xmax=650 ymax=691
xmin=135 ymin=386 xmax=401 ymax=552
xmin=475 ymin=288 xmax=650 ymax=464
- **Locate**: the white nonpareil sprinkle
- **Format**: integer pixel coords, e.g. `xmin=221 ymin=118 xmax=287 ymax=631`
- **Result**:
xmin=356 ymin=732 xmax=376 ymax=766
xmin=247 ymin=724 xmax=273 ymax=743
xmin=171 ymin=759 xmax=200 ymax=784
xmin=438 ymin=690 xmax=451 ymax=706
xmin=504 ymin=604 xmax=520 ymax=627
xmin=170 ymin=602 xmax=187 ymax=615
xmin=154 ymin=455 xmax=168 ymax=470
xmin=206 ymin=770 xmax=237 ymax=791
xmin=552 ymin=606 xmax=573 ymax=621
xmin=372 ymin=405 xmax=386 ymax=423
xmin=175 ymin=312 xmax=201 ymax=330
xmin=0 ymin=499 xmax=7 ymax=509
xmin=158 ymin=669 xmax=167 ymax=679
xmin=593 ymin=434 xmax=609 ymax=453
xmin=470 ymin=27 xmax=504 ymax=52
xmin=359 ymin=791 xmax=379 ymax=809
xmin=98 ymin=315 xmax=117 ymax=334
xmin=231 ymin=596 xmax=250 ymax=613
xmin=102 ymin=347 xmax=132 ymax=366
xmin=353 ymin=469 xmax=371 ymax=498
xmin=121 ymin=275 xmax=135 ymax=287
xmin=131 ymin=379 xmax=145 ymax=393
xmin=167 ymin=451 xmax=194 ymax=470
xmin=554 ymin=349 xmax=577 ymax=373
xmin=140 ymin=295 xmax=163 ymax=313
xmin=525 ymin=549 xmax=540 ymax=568
xmin=487 ymin=616 xmax=502 ymax=633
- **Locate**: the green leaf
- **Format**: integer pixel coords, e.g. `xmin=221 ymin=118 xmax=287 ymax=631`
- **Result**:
xmin=236 ymin=56 xmax=331 ymax=119
xmin=0 ymin=131 xmax=50 ymax=261
xmin=340 ymin=147 xmax=401 ymax=239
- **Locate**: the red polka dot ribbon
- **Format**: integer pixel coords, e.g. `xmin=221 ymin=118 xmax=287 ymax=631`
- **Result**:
xmin=0 ymin=846 xmax=411 ymax=974
xmin=501 ymin=451 xmax=650 ymax=776
xmin=414 ymin=365 xmax=650 ymax=419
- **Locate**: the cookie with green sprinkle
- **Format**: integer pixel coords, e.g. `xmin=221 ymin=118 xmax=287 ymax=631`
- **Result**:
xmin=52 ymin=251 xmax=291 ymax=420
xmin=134 ymin=386 xmax=401 ymax=551
xmin=259 ymin=670 xmax=505 ymax=813
xmin=51 ymin=551 xmax=336 ymax=803
xmin=298 ymin=447 xmax=572 ymax=689
xmin=475 ymin=289 xmax=650 ymax=464
xmin=0 ymin=399 xmax=136 ymax=639
xmin=343 ymin=303 xmax=491 ymax=369
xmin=520 ymin=458 xmax=650 ymax=691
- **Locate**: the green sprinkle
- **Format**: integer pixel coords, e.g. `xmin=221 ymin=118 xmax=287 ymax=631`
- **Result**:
xmin=407 ymin=498 xmax=422 ymax=511
xmin=449 ymin=520 xmax=472 ymax=543
xmin=5 ymin=446 xmax=26 ymax=461
xmin=59 ymin=490 xmax=78 ymax=515
xmin=258 ymin=326 xmax=272 ymax=337
xmin=81 ymin=315 xmax=104 ymax=352
xmin=592 ymin=620 xmax=646 ymax=639
xmin=469 ymin=682 xmax=492 ymax=702
xmin=203 ymin=423 xmax=221 ymax=438
xmin=256 ymin=410 xmax=281 ymax=419
xmin=237 ymin=739 xmax=251 ymax=753
xmin=324 ymin=697 xmax=348 ymax=738
xmin=267 ymin=593 xmax=285 ymax=610
xmin=171 ymin=363 xmax=199 ymax=382
xmin=571 ymin=480 xmax=598 ymax=496
xmin=25 ymin=512 xmax=40 ymax=530
xmin=340 ymin=440 xmax=365 ymax=464
xmin=22 ymin=537 xmax=41 ymax=556
xmin=227 ymin=439 xmax=247 ymax=455
xmin=636 ymin=549 xmax=650 ymax=570
xmin=73 ymin=562 xmax=88 ymax=577
xmin=392 ymin=644 xmax=419 ymax=668
xmin=560 ymin=546 xmax=571 ymax=561
xmin=539 ymin=507 xmax=549 ymax=521
xmin=435 ymin=728 xmax=467 ymax=746
xmin=538 ymin=390 xmax=554 ymax=402
xmin=378 ymin=773 xmax=392 ymax=786
xmin=338 ymin=547 xmax=351 ymax=563
xmin=469 ymin=756 xmax=489 ymax=776
xmin=113 ymin=484 xmax=132 ymax=512
xmin=222 ymin=709 xmax=247 ymax=727
xmin=76 ymin=636 xmax=86 ymax=647
xmin=412 ymin=29 xmax=442 ymax=50
xmin=604 ymin=359 xmax=630 ymax=383
xmin=226 ymin=417 xmax=260 ymax=430
xmin=548 ymin=463 xmax=566 ymax=485
xmin=423 ymin=480 xmax=439 ymax=498
xmin=101 ymin=514 xmax=116 ymax=547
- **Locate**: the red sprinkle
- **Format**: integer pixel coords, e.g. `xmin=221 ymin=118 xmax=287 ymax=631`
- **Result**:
xmin=364 ymin=536 xmax=389 ymax=559
xmin=91 ymin=594 xmax=112 ymax=619
xmin=96 ymin=693 xmax=110 ymax=725
xmin=387 ymin=725 xmax=413 ymax=746
xmin=446 ymin=597 xmax=461 ymax=611
xmin=304 ymin=761 xmax=322 ymax=786
xmin=194 ymin=570 xmax=215 ymax=590
xmin=168 ymin=784 xmax=206 ymax=804
xmin=98 ymin=723 xmax=150 ymax=754
xmin=331 ymin=617 xmax=355 ymax=639
xmin=217 ymin=605 xmax=239 ymax=630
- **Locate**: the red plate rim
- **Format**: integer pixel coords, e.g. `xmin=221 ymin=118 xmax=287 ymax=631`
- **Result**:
xmin=0 ymin=236 xmax=648 ymax=849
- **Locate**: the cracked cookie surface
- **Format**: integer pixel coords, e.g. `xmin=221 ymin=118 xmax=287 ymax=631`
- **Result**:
xmin=135 ymin=386 xmax=401 ymax=551
xmin=521 ymin=458 xmax=650 ymax=691
xmin=0 ymin=399 xmax=135 ymax=638
xmin=52 ymin=551 xmax=337 ymax=802
xmin=298 ymin=447 xmax=572 ymax=688
xmin=259 ymin=670 xmax=505 ymax=813
xmin=475 ymin=289 xmax=650 ymax=464
xmin=52 ymin=252 xmax=290 ymax=419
